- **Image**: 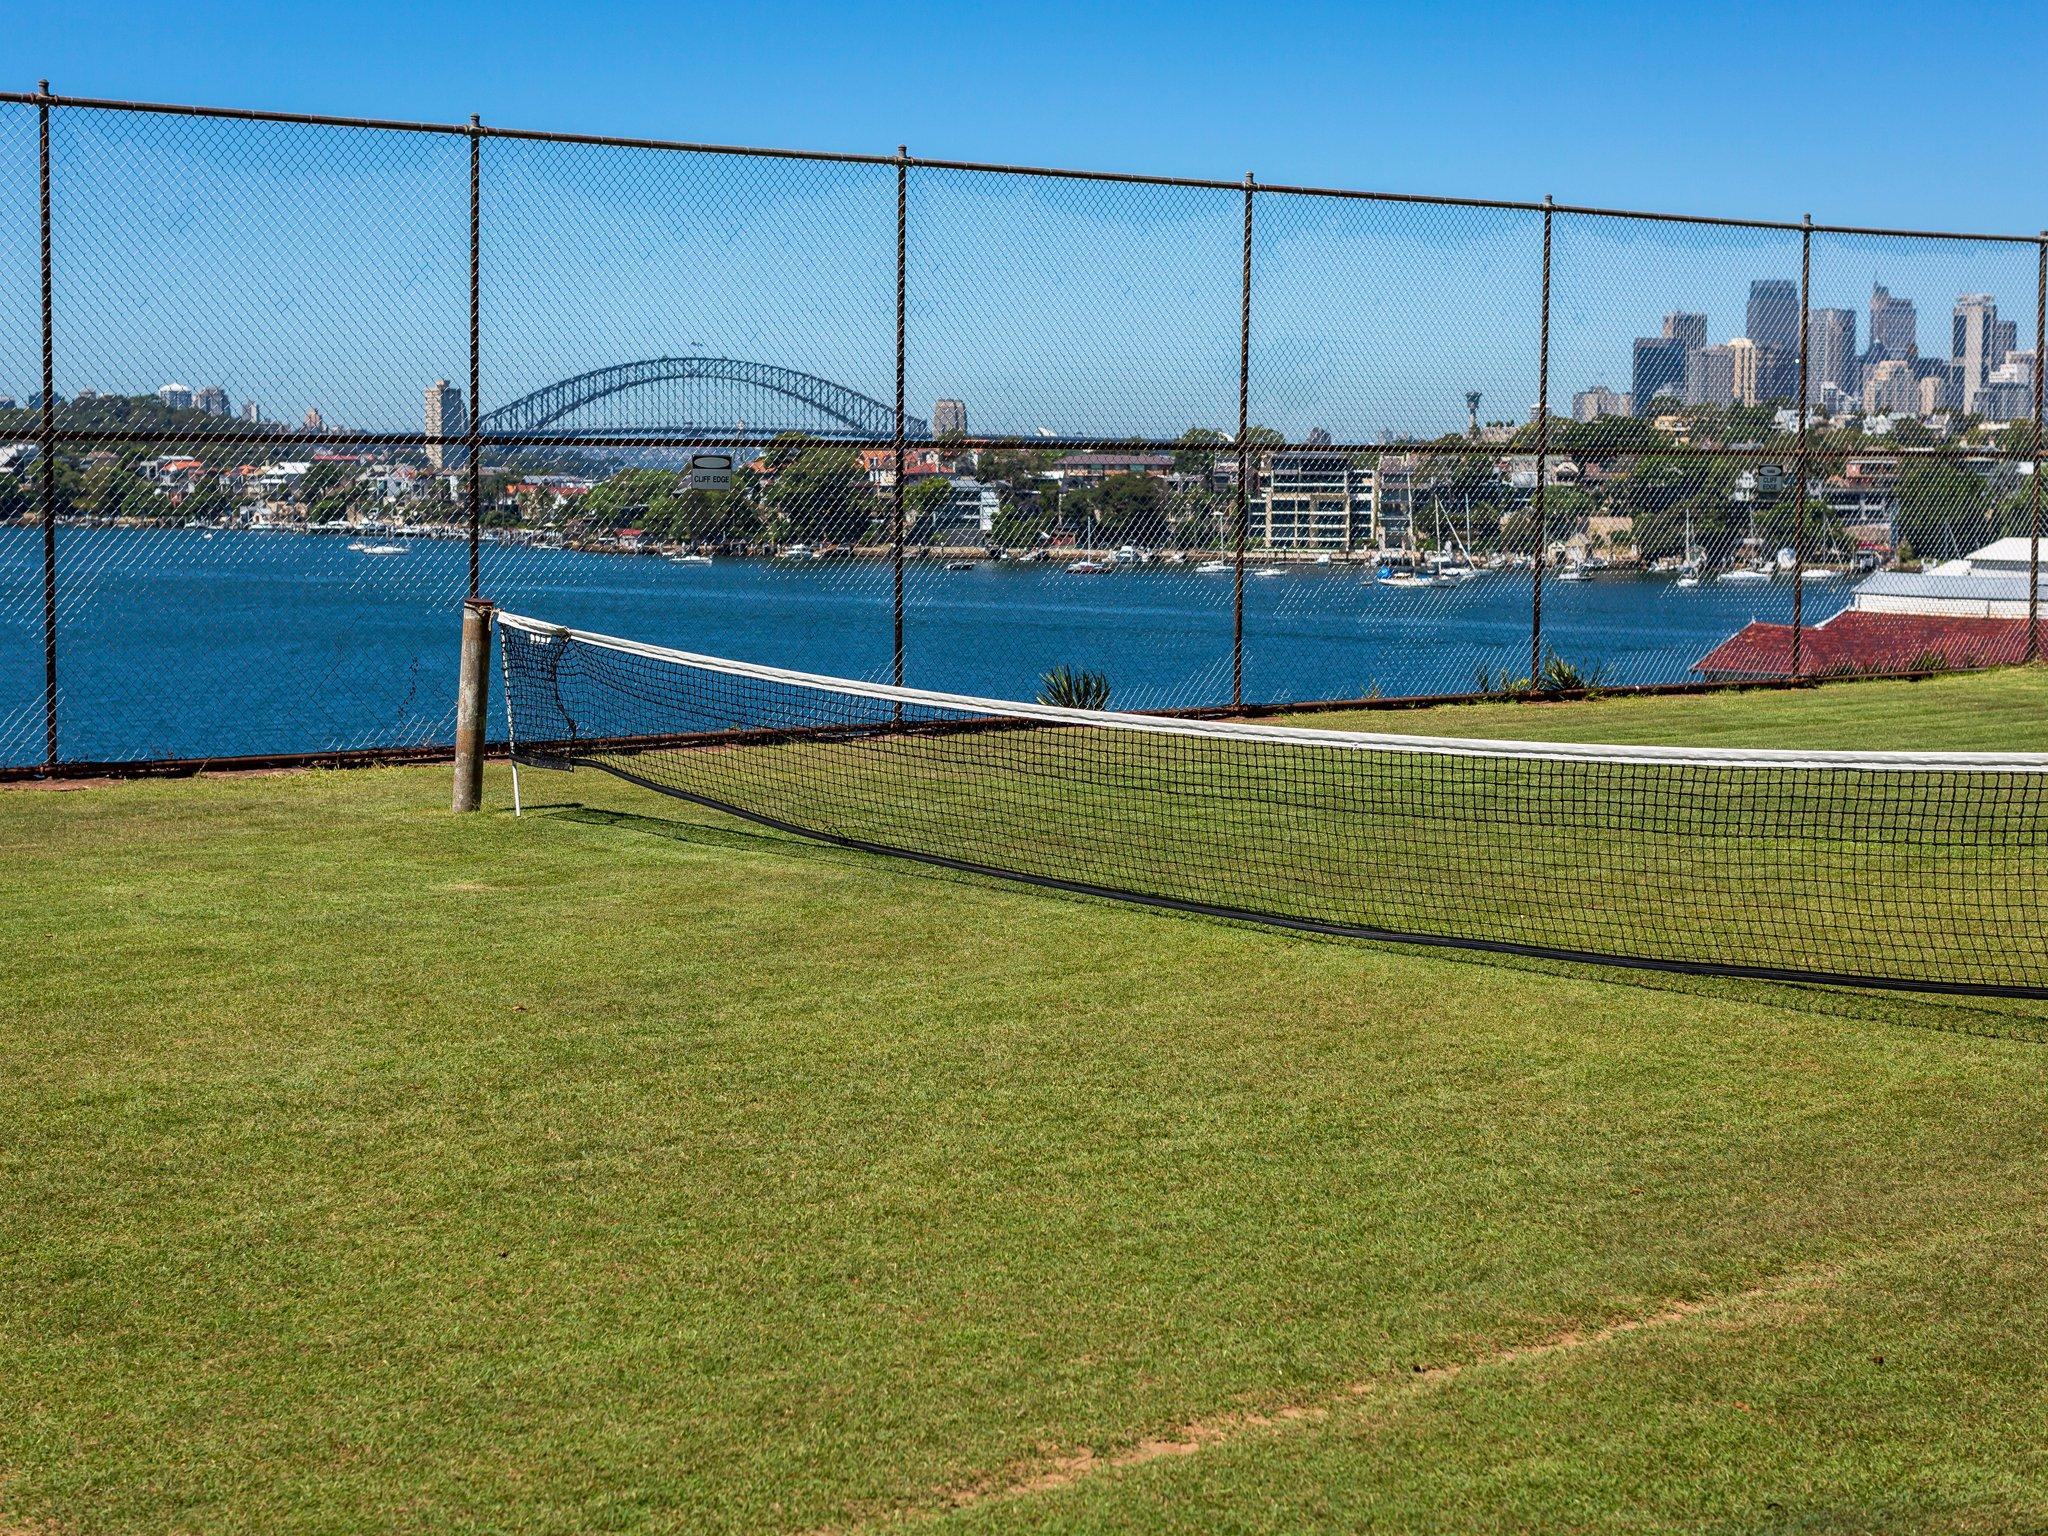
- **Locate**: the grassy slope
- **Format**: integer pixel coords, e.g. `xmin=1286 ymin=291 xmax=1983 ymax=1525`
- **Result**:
xmin=1 ymin=674 xmax=2045 ymax=1533
xmin=1286 ymin=666 xmax=2048 ymax=750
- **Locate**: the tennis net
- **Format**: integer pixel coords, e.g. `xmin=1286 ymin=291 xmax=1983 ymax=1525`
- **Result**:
xmin=497 ymin=610 xmax=2048 ymax=998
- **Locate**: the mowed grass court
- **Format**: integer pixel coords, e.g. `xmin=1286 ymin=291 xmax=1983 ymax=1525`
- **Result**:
xmin=5 ymin=670 xmax=2048 ymax=1534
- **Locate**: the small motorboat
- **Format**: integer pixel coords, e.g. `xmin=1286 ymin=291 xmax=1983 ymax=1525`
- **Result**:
xmin=1195 ymin=559 xmax=1232 ymax=574
xmin=944 ymin=560 xmax=976 ymax=571
xmin=1066 ymin=559 xmax=1112 ymax=574
xmin=1717 ymin=567 xmax=1771 ymax=584
xmin=1250 ymin=566 xmax=1286 ymax=578
xmin=669 ymin=553 xmax=713 ymax=565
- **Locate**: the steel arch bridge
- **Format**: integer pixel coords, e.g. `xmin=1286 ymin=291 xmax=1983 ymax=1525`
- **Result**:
xmin=479 ymin=356 xmax=927 ymax=440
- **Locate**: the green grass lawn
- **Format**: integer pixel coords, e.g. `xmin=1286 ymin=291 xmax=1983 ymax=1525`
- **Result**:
xmin=3 ymin=671 xmax=2047 ymax=1533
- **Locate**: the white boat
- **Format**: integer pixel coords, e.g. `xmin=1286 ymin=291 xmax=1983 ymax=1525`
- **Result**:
xmin=669 ymin=553 xmax=713 ymax=565
xmin=1195 ymin=559 xmax=1232 ymax=574
xmin=1164 ymin=551 xmax=1187 ymax=565
xmin=1376 ymin=571 xmax=1435 ymax=589
xmin=1250 ymin=566 xmax=1286 ymax=578
xmin=1067 ymin=559 xmax=1112 ymax=574
xmin=1717 ymin=567 xmax=1771 ymax=584
xmin=1797 ymin=567 xmax=1839 ymax=582
xmin=1554 ymin=563 xmax=1590 ymax=582
xmin=1113 ymin=544 xmax=1142 ymax=564
xmin=778 ymin=544 xmax=814 ymax=560
xmin=1675 ymin=573 xmax=1701 ymax=589
xmin=357 ymin=543 xmax=408 ymax=556
xmin=1313 ymin=553 xmax=1333 ymax=566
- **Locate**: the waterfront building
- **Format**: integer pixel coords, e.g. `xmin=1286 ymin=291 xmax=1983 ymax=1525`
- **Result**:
xmin=919 ymin=475 xmax=999 ymax=541
xmin=1255 ymin=447 xmax=1377 ymax=551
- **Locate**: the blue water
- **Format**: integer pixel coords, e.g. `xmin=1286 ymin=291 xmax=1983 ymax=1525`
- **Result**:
xmin=0 ymin=527 xmax=1827 ymax=765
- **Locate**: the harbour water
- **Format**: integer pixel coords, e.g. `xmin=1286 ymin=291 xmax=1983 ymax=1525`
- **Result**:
xmin=0 ymin=527 xmax=1831 ymax=765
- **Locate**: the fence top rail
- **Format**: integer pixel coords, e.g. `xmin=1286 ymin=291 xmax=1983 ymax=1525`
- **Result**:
xmin=7 ymin=86 xmax=2044 ymax=246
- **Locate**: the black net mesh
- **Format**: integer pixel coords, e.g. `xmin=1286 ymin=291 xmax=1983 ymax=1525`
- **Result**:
xmin=500 ymin=612 xmax=2048 ymax=998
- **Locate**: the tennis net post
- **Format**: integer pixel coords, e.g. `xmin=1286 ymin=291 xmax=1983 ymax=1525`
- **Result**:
xmin=452 ymin=597 xmax=494 ymax=812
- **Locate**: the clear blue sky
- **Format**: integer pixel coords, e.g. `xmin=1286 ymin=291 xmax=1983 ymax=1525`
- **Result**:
xmin=18 ymin=0 xmax=2048 ymax=231
xmin=9 ymin=0 xmax=2048 ymax=438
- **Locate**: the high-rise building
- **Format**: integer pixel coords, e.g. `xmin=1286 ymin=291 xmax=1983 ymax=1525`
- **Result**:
xmin=1728 ymin=338 xmax=1761 ymax=407
xmin=931 ymin=398 xmax=968 ymax=436
xmin=1746 ymin=281 xmax=1799 ymax=355
xmin=193 ymin=385 xmax=229 ymax=417
xmin=1809 ymin=308 xmax=1858 ymax=396
xmin=424 ymin=379 xmax=467 ymax=469
xmin=1632 ymin=335 xmax=1688 ymax=415
xmin=157 ymin=382 xmax=193 ymax=412
xmin=240 ymin=400 xmax=262 ymax=423
xmin=1572 ymin=385 xmax=1630 ymax=421
xmin=302 ymin=407 xmax=325 ymax=432
xmin=1662 ymin=311 xmax=1708 ymax=349
xmin=1952 ymin=294 xmax=2000 ymax=414
xmin=1869 ymin=284 xmax=1917 ymax=360
xmin=1991 ymin=317 xmax=2018 ymax=366
xmin=1684 ymin=344 xmax=1737 ymax=406
xmin=1862 ymin=358 xmax=1918 ymax=416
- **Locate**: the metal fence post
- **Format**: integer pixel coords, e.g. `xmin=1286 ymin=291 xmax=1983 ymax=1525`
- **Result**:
xmin=466 ymin=113 xmax=482 ymax=600
xmin=893 ymin=146 xmax=908 ymax=698
xmin=1528 ymin=194 xmax=1553 ymax=685
xmin=1791 ymin=214 xmax=1812 ymax=677
xmin=2032 ymin=234 xmax=2045 ymax=664
xmin=1234 ymin=171 xmax=1254 ymax=710
xmin=37 ymin=81 xmax=56 ymax=771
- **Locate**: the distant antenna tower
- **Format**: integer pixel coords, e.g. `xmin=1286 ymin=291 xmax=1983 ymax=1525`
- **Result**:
xmin=1465 ymin=391 xmax=1482 ymax=437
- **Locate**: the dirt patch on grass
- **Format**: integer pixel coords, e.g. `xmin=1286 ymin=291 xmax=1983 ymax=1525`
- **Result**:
xmin=818 ymin=1268 xmax=1836 ymax=1533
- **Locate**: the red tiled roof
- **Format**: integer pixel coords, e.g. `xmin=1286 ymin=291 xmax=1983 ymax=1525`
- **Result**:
xmin=1694 ymin=609 xmax=2046 ymax=678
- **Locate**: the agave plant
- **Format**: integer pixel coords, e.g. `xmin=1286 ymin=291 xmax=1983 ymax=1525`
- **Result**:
xmin=1038 ymin=664 xmax=1112 ymax=709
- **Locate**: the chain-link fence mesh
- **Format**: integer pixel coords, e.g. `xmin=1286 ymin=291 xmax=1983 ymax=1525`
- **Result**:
xmin=2 ymin=91 xmax=2043 ymax=769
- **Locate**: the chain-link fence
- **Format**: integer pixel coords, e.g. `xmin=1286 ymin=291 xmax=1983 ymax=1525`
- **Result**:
xmin=2 ymin=87 xmax=2042 ymax=771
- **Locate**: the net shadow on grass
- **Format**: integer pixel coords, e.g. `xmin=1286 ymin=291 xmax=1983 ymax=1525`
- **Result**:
xmin=529 ymin=801 xmax=2048 ymax=1048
